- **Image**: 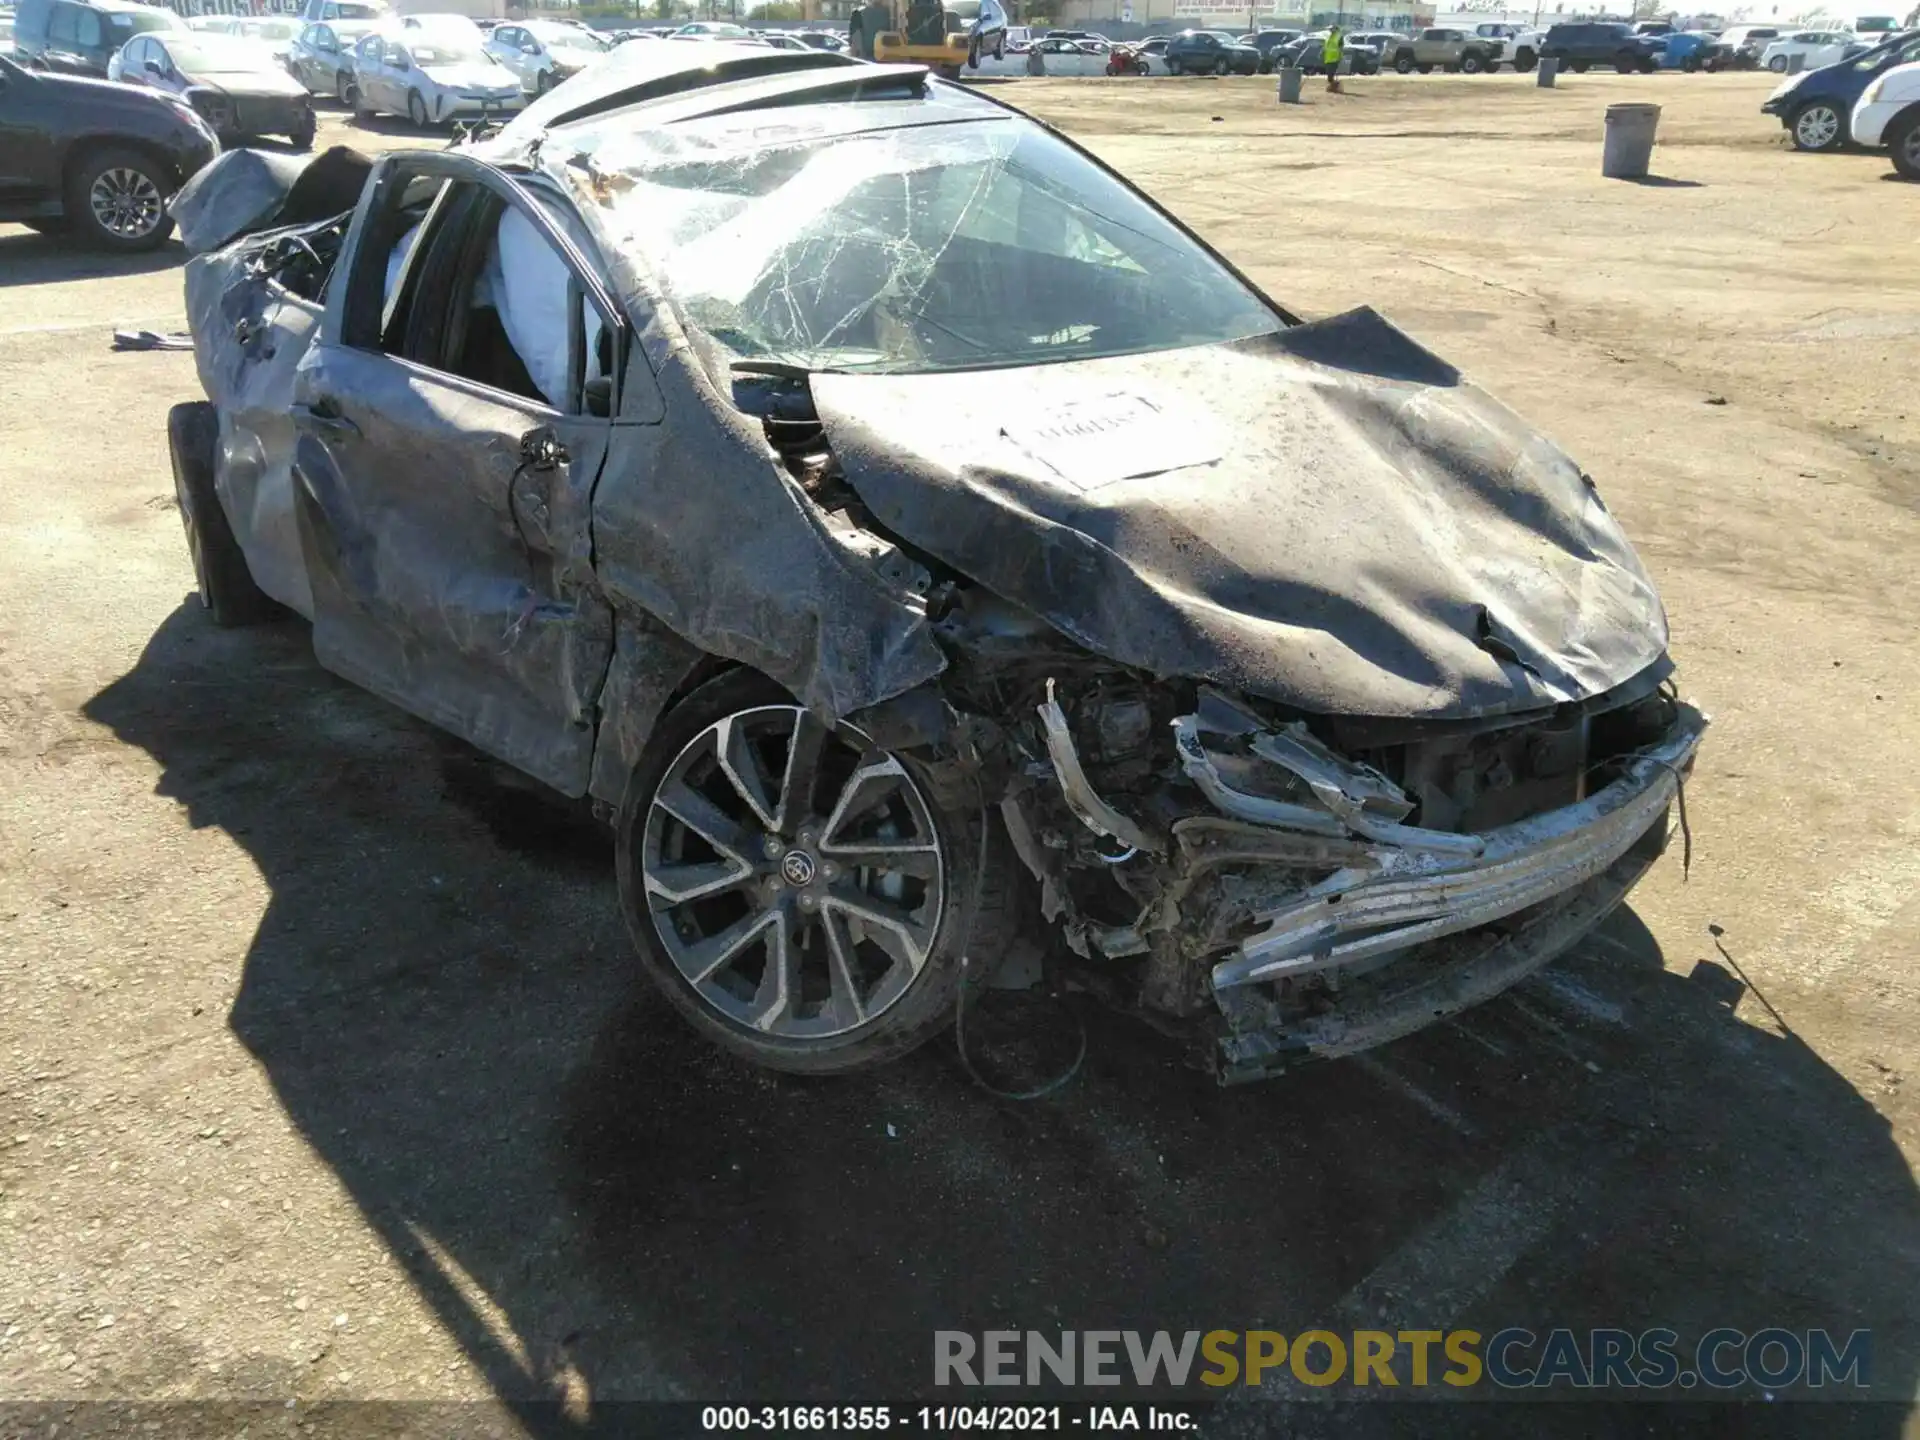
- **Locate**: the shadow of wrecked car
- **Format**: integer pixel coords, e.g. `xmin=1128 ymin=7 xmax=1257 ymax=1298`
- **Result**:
xmin=160 ymin=40 xmax=1703 ymax=1085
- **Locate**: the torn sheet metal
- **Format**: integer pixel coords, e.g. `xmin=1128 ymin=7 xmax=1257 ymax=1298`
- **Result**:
xmin=183 ymin=235 xmax=327 ymax=618
xmin=172 ymin=146 xmax=373 ymax=256
xmin=1213 ymin=703 xmax=1705 ymax=989
xmin=811 ymin=308 xmax=1669 ymax=722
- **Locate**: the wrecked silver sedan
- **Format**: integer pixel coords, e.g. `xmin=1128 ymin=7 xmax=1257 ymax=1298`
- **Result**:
xmin=166 ymin=42 xmax=1703 ymax=1082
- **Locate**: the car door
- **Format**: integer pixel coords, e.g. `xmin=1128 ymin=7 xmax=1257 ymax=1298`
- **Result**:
xmin=485 ymin=24 xmax=521 ymax=81
xmin=0 ymin=59 xmax=62 ymax=201
xmin=353 ymin=32 xmax=387 ymax=108
xmin=292 ymin=155 xmax=650 ymax=795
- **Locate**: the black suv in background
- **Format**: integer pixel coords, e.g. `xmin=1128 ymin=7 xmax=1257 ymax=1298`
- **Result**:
xmin=1539 ymin=21 xmax=1664 ymax=72
xmin=12 ymin=0 xmax=183 ymax=76
xmin=0 ymin=53 xmax=218 ymax=249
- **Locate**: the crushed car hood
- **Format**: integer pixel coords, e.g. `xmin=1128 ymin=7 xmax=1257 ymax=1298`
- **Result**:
xmin=810 ymin=309 xmax=1668 ymax=720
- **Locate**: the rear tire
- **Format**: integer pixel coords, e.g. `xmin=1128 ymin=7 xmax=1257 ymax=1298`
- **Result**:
xmin=168 ymin=402 xmax=277 ymax=628
xmin=1767 ymin=54 xmax=1788 ymax=72
xmin=615 ymin=669 xmax=1024 ymax=1076
xmin=1514 ymin=47 xmax=1536 ymax=71
xmin=1394 ymin=51 xmax=1414 ymax=72
xmin=406 ymin=88 xmax=428 ymax=127
xmin=1571 ymin=59 xmax=1590 ymax=72
xmin=1461 ymin=52 xmax=1484 ymax=72
xmin=289 ymin=110 xmax=316 ymax=150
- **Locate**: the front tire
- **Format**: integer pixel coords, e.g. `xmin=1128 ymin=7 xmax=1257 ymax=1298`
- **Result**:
xmin=1394 ymin=51 xmax=1414 ymax=72
xmin=66 ymin=146 xmax=173 ymax=252
xmin=1889 ymin=112 xmax=1920 ymax=181
xmin=1514 ymin=47 xmax=1536 ymax=71
xmin=1789 ymin=99 xmax=1845 ymax=151
xmin=289 ymin=109 xmax=316 ymax=150
xmin=1461 ymin=52 xmax=1484 ymax=73
xmin=616 ymin=670 xmax=1021 ymax=1075
xmin=1768 ymin=54 xmax=1788 ymax=72
xmin=406 ymin=88 xmax=429 ymax=127
xmin=168 ymin=402 xmax=276 ymax=627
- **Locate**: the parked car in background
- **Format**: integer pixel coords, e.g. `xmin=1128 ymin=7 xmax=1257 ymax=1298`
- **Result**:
xmin=1539 ymin=20 xmax=1664 ymax=73
xmin=979 ymin=33 xmax=1105 ymax=73
xmin=351 ymin=19 xmax=522 ymax=126
xmin=1243 ymin=28 xmax=1299 ymax=71
xmin=1277 ymin=31 xmax=1380 ymax=73
xmin=1658 ymin=30 xmax=1715 ymax=69
xmin=0 ymin=50 xmax=215 ymax=247
xmin=1849 ymin=56 xmax=1920 ymax=174
xmin=484 ymin=20 xmax=607 ymax=95
xmin=1473 ymin=21 xmax=1544 ymax=69
xmin=1699 ymin=23 xmax=1779 ymax=69
xmin=12 ymin=0 xmax=179 ymax=77
xmin=1381 ymin=26 xmax=1504 ymax=73
xmin=1760 ymin=30 xmax=1865 ymax=72
xmin=288 ymin=18 xmax=376 ymax=100
xmin=796 ymin=29 xmax=846 ymax=50
xmin=1164 ymin=27 xmax=1258 ymax=74
xmin=109 ymin=30 xmax=315 ymax=146
xmin=671 ymin=22 xmax=755 ymax=41
xmin=1761 ymin=29 xmax=1920 ymax=150
xmin=299 ymin=0 xmax=389 ymax=24
xmin=219 ymin=15 xmax=302 ymax=66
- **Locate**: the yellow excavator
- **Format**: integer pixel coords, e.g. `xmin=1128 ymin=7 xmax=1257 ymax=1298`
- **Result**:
xmin=848 ymin=0 xmax=1010 ymax=79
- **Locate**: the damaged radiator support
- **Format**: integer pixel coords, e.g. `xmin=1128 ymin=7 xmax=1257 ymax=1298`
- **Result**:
xmin=1028 ymin=675 xmax=1707 ymax=1080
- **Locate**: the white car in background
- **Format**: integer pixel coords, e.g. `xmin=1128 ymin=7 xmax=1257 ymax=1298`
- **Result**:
xmin=351 ymin=17 xmax=521 ymax=126
xmin=975 ymin=33 xmax=1108 ymax=73
xmin=1851 ymin=58 xmax=1920 ymax=177
xmin=1760 ymin=29 xmax=1866 ymax=72
xmin=483 ymin=19 xmax=607 ymax=95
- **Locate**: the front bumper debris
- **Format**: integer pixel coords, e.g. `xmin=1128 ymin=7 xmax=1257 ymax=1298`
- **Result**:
xmin=1202 ymin=703 xmax=1705 ymax=1080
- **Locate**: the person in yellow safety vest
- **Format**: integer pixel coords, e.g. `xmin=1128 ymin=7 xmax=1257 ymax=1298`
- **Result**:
xmin=1322 ymin=25 xmax=1344 ymax=93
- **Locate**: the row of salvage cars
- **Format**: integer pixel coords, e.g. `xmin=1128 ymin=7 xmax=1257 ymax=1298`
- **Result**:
xmin=166 ymin=42 xmax=1706 ymax=1083
xmin=1761 ymin=27 xmax=1920 ymax=176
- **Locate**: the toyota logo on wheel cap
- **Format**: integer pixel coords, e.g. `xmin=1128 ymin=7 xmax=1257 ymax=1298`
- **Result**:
xmin=780 ymin=850 xmax=817 ymax=886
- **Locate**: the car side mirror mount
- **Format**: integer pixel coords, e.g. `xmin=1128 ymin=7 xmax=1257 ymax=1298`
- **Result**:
xmin=143 ymin=57 xmax=163 ymax=74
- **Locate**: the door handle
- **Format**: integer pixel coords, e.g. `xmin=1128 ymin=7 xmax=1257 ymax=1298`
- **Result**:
xmin=292 ymin=399 xmax=359 ymax=437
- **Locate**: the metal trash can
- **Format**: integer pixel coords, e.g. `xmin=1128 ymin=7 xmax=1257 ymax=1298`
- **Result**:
xmin=1602 ymin=102 xmax=1661 ymax=178
xmin=1786 ymin=52 xmax=1806 ymax=74
xmin=1277 ymin=65 xmax=1304 ymax=102
xmin=1537 ymin=56 xmax=1560 ymax=86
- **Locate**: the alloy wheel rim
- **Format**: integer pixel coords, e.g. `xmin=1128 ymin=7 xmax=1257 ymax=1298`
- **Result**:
xmin=642 ymin=705 xmax=945 ymax=1040
xmin=1902 ymin=128 xmax=1920 ymax=168
xmin=89 ymin=167 xmax=162 ymax=240
xmin=1797 ymin=107 xmax=1839 ymax=147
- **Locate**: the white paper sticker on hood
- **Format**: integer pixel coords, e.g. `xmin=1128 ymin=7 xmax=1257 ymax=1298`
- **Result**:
xmin=1002 ymin=392 xmax=1221 ymax=492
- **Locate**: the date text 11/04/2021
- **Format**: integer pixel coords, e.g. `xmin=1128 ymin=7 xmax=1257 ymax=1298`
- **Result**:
xmin=702 ymin=1409 xmax=1194 ymax=1432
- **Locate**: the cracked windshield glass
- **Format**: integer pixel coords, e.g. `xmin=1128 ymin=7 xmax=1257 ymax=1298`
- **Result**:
xmin=576 ymin=114 xmax=1282 ymax=373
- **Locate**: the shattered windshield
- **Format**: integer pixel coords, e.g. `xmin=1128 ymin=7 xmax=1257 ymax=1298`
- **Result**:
xmin=579 ymin=115 xmax=1281 ymax=374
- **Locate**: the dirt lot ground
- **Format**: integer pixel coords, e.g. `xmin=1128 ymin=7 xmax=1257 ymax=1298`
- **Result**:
xmin=2 ymin=69 xmax=1918 ymax=1430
